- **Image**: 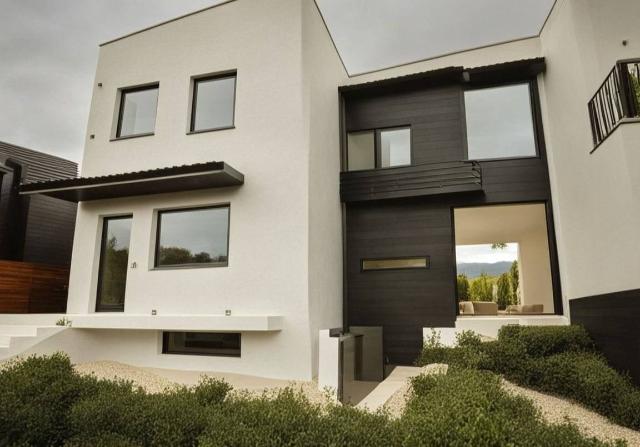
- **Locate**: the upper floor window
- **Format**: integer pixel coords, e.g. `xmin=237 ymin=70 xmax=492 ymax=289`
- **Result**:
xmin=116 ymin=84 xmax=159 ymax=138
xmin=190 ymin=73 xmax=237 ymax=133
xmin=346 ymin=126 xmax=411 ymax=171
xmin=464 ymin=83 xmax=536 ymax=160
xmin=155 ymin=205 xmax=229 ymax=268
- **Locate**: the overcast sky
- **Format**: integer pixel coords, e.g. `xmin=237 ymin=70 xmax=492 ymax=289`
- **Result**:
xmin=1 ymin=0 xmax=554 ymax=164
xmin=0 ymin=0 xmax=221 ymax=163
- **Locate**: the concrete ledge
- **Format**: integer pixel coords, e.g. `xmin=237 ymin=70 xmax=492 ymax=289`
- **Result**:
xmin=69 ymin=314 xmax=283 ymax=331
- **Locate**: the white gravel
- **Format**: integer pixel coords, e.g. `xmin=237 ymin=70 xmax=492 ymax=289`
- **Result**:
xmin=502 ymin=379 xmax=640 ymax=446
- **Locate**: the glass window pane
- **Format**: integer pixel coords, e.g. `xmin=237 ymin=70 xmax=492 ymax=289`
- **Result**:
xmin=347 ymin=130 xmax=375 ymax=171
xmin=464 ymin=84 xmax=536 ymax=160
xmin=192 ymin=76 xmax=236 ymax=131
xmin=380 ymin=128 xmax=411 ymax=167
xmin=163 ymin=332 xmax=241 ymax=357
xmin=362 ymin=257 xmax=429 ymax=271
xmin=118 ymin=87 xmax=158 ymax=137
xmin=157 ymin=206 xmax=229 ymax=267
xmin=97 ymin=216 xmax=132 ymax=311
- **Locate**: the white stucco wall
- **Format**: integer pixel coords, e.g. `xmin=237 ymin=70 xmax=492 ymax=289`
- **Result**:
xmin=539 ymin=0 xmax=640 ymax=308
xmin=66 ymin=0 xmax=345 ymax=380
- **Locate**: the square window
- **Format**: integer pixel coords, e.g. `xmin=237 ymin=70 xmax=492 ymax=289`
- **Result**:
xmin=464 ymin=83 xmax=536 ymax=160
xmin=191 ymin=74 xmax=236 ymax=132
xmin=116 ymin=85 xmax=158 ymax=138
xmin=155 ymin=205 xmax=229 ymax=268
xmin=380 ymin=127 xmax=411 ymax=168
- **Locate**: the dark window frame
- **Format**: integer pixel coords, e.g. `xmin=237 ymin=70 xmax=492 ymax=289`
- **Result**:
xmin=462 ymin=80 xmax=541 ymax=163
xmin=189 ymin=71 xmax=237 ymax=134
xmin=96 ymin=215 xmax=133 ymax=312
xmin=162 ymin=331 xmax=241 ymax=357
xmin=153 ymin=204 xmax=230 ymax=270
xmin=346 ymin=125 xmax=412 ymax=172
xmin=115 ymin=83 xmax=159 ymax=139
xmin=360 ymin=255 xmax=430 ymax=272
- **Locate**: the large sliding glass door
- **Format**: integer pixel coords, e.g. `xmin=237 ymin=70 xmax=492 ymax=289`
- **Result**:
xmin=96 ymin=216 xmax=132 ymax=312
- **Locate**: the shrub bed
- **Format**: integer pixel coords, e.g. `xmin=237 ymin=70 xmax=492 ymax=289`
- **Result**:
xmin=419 ymin=325 xmax=640 ymax=431
xmin=0 ymin=353 xmax=621 ymax=446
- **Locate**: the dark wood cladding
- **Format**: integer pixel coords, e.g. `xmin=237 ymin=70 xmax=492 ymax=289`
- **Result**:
xmin=570 ymin=290 xmax=640 ymax=385
xmin=342 ymin=59 xmax=562 ymax=365
xmin=344 ymin=84 xmax=466 ymax=164
xmin=346 ymin=199 xmax=456 ymax=365
xmin=0 ymin=141 xmax=78 ymax=267
xmin=0 ymin=260 xmax=69 ymax=313
xmin=340 ymin=161 xmax=482 ymax=202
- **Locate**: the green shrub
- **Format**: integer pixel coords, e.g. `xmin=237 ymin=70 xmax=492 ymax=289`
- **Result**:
xmin=498 ymin=325 xmax=595 ymax=357
xmin=0 ymin=353 xmax=94 ymax=446
xmin=68 ymin=378 xmax=231 ymax=446
xmin=402 ymin=368 xmax=618 ymax=447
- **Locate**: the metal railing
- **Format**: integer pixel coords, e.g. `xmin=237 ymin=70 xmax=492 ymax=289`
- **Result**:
xmin=588 ymin=59 xmax=640 ymax=148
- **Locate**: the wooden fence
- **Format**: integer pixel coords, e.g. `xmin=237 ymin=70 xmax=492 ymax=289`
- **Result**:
xmin=0 ymin=260 xmax=69 ymax=313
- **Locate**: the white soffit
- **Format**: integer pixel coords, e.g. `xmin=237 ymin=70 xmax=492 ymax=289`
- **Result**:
xmin=315 ymin=0 xmax=555 ymax=75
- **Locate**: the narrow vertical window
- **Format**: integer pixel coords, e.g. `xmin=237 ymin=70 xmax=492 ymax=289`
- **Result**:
xmin=96 ymin=216 xmax=132 ymax=312
xmin=379 ymin=127 xmax=411 ymax=168
xmin=116 ymin=85 xmax=159 ymax=138
xmin=191 ymin=73 xmax=237 ymax=132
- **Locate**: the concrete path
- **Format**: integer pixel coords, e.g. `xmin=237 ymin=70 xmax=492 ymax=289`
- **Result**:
xmin=355 ymin=366 xmax=424 ymax=411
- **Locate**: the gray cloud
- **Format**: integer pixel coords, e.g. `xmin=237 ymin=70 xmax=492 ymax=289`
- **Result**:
xmin=0 ymin=0 xmax=221 ymax=163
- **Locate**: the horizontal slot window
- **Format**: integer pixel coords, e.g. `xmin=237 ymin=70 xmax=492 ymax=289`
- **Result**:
xmin=362 ymin=256 xmax=430 ymax=271
xmin=155 ymin=205 xmax=229 ymax=268
xmin=162 ymin=332 xmax=241 ymax=357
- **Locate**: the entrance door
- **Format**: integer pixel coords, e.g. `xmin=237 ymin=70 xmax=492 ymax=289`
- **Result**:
xmin=96 ymin=215 xmax=132 ymax=312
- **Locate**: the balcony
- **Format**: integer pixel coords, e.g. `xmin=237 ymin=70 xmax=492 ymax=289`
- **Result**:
xmin=340 ymin=160 xmax=482 ymax=203
xmin=588 ymin=59 xmax=640 ymax=151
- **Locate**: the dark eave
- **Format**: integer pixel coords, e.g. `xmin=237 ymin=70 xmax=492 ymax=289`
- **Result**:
xmin=339 ymin=57 xmax=545 ymax=94
xmin=19 ymin=161 xmax=244 ymax=203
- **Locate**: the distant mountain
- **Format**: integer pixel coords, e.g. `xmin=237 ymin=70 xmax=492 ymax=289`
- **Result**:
xmin=457 ymin=261 xmax=513 ymax=278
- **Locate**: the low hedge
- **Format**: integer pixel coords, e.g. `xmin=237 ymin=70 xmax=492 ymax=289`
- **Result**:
xmin=0 ymin=353 xmax=622 ymax=446
xmin=419 ymin=325 xmax=640 ymax=431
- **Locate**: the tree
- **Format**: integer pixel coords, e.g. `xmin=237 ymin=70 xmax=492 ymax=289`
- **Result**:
xmin=491 ymin=242 xmax=507 ymax=250
xmin=457 ymin=274 xmax=470 ymax=300
xmin=469 ymin=273 xmax=494 ymax=302
xmin=158 ymin=246 xmax=193 ymax=265
xmin=496 ymin=273 xmax=512 ymax=310
xmin=509 ymin=260 xmax=520 ymax=305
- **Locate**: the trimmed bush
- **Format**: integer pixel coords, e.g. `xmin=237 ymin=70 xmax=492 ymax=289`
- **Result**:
xmin=401 ymin=368 xmax=618 ymax=447
xmin=419 ymin=325 xmax=640 ymax=431
xmin=498 ymin=325 xmax=595 ymax=357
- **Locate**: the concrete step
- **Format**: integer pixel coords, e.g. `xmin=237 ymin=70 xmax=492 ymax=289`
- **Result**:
xmin=0 ymin=335 xmax=12 ymax=348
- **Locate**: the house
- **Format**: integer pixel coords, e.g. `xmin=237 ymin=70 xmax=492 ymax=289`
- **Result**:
xmin=14 ymin=0 xmax=640 ymax=383
xmin=0 ymin=141 xmax=77 ymax=313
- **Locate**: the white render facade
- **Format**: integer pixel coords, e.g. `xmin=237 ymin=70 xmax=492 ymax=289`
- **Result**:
xmin=12 ymin=0 xmax=640 ymax=381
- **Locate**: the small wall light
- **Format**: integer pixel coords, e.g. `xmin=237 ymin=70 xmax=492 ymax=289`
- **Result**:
xmin=623 ymin=40 xmax=628 ymax=46
xmin=98 ymin=82 xmax=103 ymax=87
xmin=151 ymin=309 xmax=157 ymax=316
xmin=225 ymin=309 xmax=232 ymax=316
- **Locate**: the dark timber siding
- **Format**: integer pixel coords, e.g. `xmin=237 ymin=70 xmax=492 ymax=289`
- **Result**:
xmin=0 ymin=141 xmax=77 ymax=266
xmin=342 ymin=71 xmax=561 ymax=365
xmin=346 ymin=199 xmax=456 ymax=365
xmin=570 ymin=290 xmax=640 ymax=385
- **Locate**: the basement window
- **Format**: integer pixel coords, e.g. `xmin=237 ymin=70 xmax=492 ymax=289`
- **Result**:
xmin=190 ymin=72 xmax=237 ymax=133
xmin=346 ymin=126 xmax=411 ymax=171
xmin=362 ymin=256 xmax=429 ymax=271
xmin=464 ymin=83 xmax=537 ymax=160
xmin=116 ymin=84 xmax=159 ymax=138
xmin=162 ymin=332 xmax=241 ymax=357
xmin=155 ymin=205 xmax=229 ymax=268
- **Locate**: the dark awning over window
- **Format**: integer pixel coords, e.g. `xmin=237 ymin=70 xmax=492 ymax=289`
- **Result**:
xmin=19 ymin=161 xmax=244 ymax=202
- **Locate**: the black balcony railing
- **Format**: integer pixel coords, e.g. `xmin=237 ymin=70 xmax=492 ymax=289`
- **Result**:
xmin=588 ymin=59 xmax=640 ymax=149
